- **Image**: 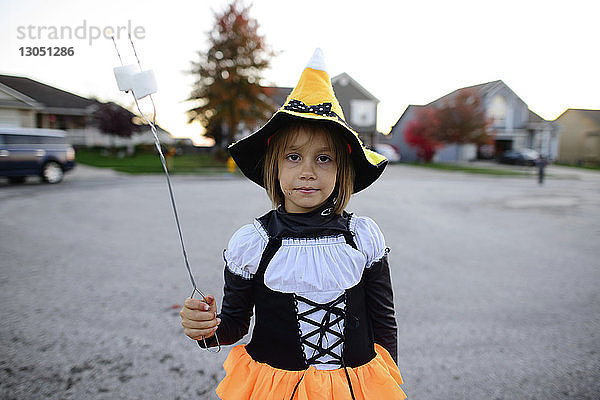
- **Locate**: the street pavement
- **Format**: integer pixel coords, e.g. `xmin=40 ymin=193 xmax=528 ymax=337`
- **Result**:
xmin=1 ymin=163 xmax=599 ymax=399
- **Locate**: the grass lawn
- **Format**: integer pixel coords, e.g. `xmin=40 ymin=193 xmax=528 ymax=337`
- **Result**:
xmin=554 ymin=162 xmax=600 ymax=171
xmin=403 ymin=161 xmax=530 ymax=176
xmin=75 ymin=148 xmax=235 ymax=175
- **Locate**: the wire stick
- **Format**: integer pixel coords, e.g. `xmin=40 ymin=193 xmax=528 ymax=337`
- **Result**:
xmin=111 ymin=36 xmax=220 ymax=352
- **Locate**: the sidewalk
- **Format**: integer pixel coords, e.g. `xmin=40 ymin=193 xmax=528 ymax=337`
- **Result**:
xmin=458 ymin=160 xmax=600 ymax=180
xmin=66 ymin=163 xmax=124 ymax=181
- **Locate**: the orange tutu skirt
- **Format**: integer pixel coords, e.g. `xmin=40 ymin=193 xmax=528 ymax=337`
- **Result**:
xmin=215 ymin=343 xmax=407 ymax=400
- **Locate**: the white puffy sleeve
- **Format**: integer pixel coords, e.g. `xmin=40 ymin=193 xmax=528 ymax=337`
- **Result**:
xmin=350 ymin=215 xmax=388 ymax=268
xmin=223 ymin=220 xmax=268 ymax=279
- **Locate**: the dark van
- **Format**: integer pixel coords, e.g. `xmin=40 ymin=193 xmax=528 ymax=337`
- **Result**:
xmin=0 ymin=128 xmax=76 ymax=184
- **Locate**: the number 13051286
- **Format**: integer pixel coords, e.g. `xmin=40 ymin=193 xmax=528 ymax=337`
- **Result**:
xmin=19 ymin=47 xmax=75 ymax=56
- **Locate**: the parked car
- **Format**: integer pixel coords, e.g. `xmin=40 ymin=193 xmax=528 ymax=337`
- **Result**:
xmin=497 ymin=148 xmax=540 ymax=166
xmin=0 ymin=128 xmax=76 ymax=184
xmin=374 ymin=143 xmax=401 ymax=163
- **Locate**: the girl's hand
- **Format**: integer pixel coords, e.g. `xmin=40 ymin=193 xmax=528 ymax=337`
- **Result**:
xmin=180 ymin=295 xmax=220 ymax=340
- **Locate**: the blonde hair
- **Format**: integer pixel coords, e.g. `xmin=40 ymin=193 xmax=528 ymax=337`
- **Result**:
xmin=263 ymin=119 xmax=355 ymax=215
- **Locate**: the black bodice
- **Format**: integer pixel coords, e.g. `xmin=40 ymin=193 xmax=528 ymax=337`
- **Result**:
xmin=245 ymin=223 xmax=376 ymax=370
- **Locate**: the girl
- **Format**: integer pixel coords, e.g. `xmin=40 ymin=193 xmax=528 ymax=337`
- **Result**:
xmin=180 ymin=49 xmax=407 ymax=400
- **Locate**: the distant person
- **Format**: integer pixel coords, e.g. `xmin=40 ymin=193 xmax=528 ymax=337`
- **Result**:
xmin=536 ymin=155 xmax=548 ymax=185
xmin=179 ymin=49 xmax=407 ymax=399
xmin=165 ymin=146 xmax=176 ymax=172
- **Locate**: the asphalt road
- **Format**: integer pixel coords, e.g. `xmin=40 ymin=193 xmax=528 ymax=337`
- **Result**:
xmin=1 ymin=163 xmax=599 ymax=399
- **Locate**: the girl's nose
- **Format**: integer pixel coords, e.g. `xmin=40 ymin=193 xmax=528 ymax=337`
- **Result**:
xmin=299 ymin=161 xmax=316 ymax=179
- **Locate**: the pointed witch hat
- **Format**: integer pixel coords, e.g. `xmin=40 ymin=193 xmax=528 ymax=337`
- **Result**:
xmin=228 ymin=48 xmax=387 ymax=193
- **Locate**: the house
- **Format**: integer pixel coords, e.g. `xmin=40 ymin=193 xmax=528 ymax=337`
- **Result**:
xmin=554 ymin=109 xmax=600 ymax=165
xmin=0 ymin=74 xmax=174 ymax=148
xmin=0 ymin=73 xmax=95 ymax=131
xmin=256 ymin=72 xmax=382 ymax=148
xmin=385 ymin=80 xmax=558 ymax=162
xmin=331 ymin=72 xmax=380 ymax=148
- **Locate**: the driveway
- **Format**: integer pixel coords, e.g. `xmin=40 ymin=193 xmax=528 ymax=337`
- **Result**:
xmin=1 ymin=164 xmax=599 ymax=399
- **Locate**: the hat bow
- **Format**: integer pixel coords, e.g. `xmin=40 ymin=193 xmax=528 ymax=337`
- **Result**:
xmin=283 ymin=99 xmax=338 ymax=119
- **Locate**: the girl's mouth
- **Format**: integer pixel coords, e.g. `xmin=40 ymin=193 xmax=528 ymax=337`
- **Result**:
xmin=295 ymin=188 xmax=319 ymax=194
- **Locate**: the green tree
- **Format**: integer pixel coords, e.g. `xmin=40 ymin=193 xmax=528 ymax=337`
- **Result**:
xmin=186 ymin=0 xmax=277 ymax=149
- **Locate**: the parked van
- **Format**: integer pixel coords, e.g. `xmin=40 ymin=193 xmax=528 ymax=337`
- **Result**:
xmin=0 ymin=128 xmax=75 ymax=184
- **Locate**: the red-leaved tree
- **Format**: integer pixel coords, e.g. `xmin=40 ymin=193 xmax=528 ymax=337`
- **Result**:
xmin=403 ymin=107 xmax=444 ymax=162
xmin=93 ymin=101 xmax=143 ymax=148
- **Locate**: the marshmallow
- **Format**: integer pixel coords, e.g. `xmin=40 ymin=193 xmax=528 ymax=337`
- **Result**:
xmin=113 ymin=64 xmax=137 ymax=91
xmin=131 ymin=69 xmax=158 ymax=99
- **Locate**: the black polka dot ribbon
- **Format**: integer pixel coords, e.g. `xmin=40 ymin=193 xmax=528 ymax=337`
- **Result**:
xmin=283 ymin=99 xmax=339 ymax=118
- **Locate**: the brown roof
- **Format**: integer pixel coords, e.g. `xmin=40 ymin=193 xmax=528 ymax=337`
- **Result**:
xmin=425 ymin=80 xmax=503 ymax=107
xmin=0 ymin=74 xmax=96 ymax=111
xmin=558 ymin=109 xmax=600 ymax=125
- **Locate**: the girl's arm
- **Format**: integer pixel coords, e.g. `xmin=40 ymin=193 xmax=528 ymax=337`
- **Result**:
xmin=196 ymin=222 xmax=265 ymax=348
xmin=197 ymin=267 xmax=255 ymax=348
xmin=364 ymin=249 xmax=398 ymax=363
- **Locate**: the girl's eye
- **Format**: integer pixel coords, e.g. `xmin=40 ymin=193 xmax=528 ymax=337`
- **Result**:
xmin=286 ymin=154 xmax=300 ymax=162
xmin=317 ymin=155 xmax=332 ymax=163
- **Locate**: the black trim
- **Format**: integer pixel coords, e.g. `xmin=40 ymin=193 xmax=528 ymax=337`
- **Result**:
xmin=258 ymin=197 xmax=351 ymax=240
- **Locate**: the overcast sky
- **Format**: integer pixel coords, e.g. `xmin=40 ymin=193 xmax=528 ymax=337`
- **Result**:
xmin=1 ymin=0 xmax=599 ymax=145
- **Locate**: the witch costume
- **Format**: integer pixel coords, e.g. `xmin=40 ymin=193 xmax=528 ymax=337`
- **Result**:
xmin=200 ymin=49 xmax=406 ymax=399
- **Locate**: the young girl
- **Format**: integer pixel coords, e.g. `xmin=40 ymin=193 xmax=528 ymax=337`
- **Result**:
xmin=180 ymin=48 xmax=406 ymax=400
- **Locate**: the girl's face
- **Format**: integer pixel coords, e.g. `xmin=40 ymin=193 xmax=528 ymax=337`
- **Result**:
xmin=278 ymin=128 xmax=337 ymax=213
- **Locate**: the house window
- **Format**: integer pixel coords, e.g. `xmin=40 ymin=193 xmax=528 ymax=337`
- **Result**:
xmin=488 ymin=95 xmax=506 ymax=126
xmin=350 ymin=100 xmax=375 ymax=127
xmin=56 ymin=115 xmax=66 ymax=130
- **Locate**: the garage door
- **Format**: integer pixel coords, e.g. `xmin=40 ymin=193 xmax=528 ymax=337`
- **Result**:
xmin=0 ymin=109 xmax=21 ymax=127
